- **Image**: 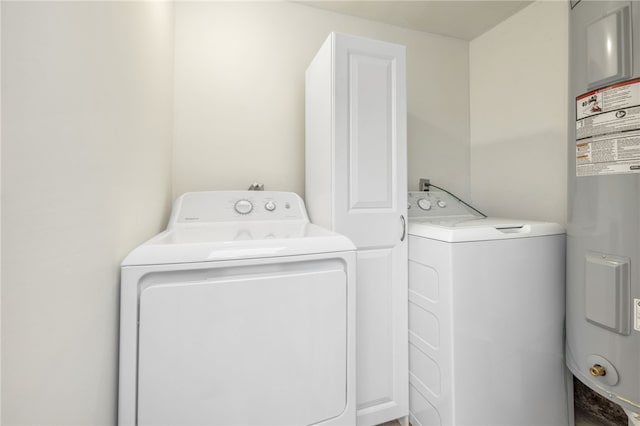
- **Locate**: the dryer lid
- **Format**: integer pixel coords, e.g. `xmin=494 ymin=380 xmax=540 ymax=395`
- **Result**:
xmin=123 ymin=191 xmax=355 ymax=265
xmin=123 ymin=219 xmax=355 ymax=266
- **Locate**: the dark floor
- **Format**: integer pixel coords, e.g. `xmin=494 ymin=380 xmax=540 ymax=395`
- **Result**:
xmin=574 ymin=377 xmax=628 ymax=426
xmin=390 ymin=377 xmax=631 ymax=426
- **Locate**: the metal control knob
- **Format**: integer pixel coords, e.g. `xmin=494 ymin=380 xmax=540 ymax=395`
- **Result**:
xmin=417 ymin=198 xmax=432 ymax=211
xmin=437 ymin=200 xmax=447 ymax=208
xmin=590 ymin=364 xmax=606 ymax=377
xmin=234 ymin=199 xmax=253 ymax=215
xmin=265 ymin=201 xmax=276 ymax=212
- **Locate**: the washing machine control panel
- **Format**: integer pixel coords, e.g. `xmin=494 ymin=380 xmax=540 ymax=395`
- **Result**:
xmin=169 ymin=191 xmax=309 ymax=226
xmin=408 ymin=191 xmax=477 ymax=219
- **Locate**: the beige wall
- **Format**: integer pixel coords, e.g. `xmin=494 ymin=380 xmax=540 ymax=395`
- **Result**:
xmin=470 ymin=1 xmax=569 ymax=224
xmin=1 ymin=2 xmax=174 ymax=424
xmin=173 ymin=1 xmax=470 ymax=198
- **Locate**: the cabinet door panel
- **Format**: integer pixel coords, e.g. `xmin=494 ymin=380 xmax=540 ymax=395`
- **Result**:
xmin=356 ymin=249 xmax=394 ymax=407
xmin=348 ymin=53 xmax=395 ymax=211
xmin=334 ymin=36 xmax=405 ymax=250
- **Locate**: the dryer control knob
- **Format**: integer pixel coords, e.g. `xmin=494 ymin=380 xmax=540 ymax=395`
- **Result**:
xmin=417 ymin=199 xmax=432 ymax=211
xmin=265 ymin=201 xmax=276 ymax=212
xmin=234 ymin=199 xmax=253 ymax=215
xmin=437 ymin=200 xmax=447 ymax=208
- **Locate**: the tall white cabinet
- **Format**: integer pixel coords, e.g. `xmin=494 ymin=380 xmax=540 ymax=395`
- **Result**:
xmin=305 ymin=32 xmax=408 ymax=426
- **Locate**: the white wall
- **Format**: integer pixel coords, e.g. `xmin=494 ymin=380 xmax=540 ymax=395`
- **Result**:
xmin=173 ymin=1 xmax=470 ymax=198
xmin=1 ymin=2 xmax=174 ymax=424
xmin=470 ymin=1 xmax=569 ymax=224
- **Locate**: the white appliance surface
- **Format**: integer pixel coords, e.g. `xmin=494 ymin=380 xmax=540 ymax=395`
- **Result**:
xmin=119 ymin=191 xmax=356 ymax=426
xmin=407 ymin=191 xmax=567 ymax=426
xmin=123 ymin=222 xmax=354 ymax=265
xmin=407 ymin=191 xmax=564 ymax=242
xmin=123 ymin=191 xmax=354 ymax=265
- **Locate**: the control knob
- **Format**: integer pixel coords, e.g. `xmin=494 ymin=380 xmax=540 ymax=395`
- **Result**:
xmin=265 ymin=201 xmax=276 ymax=212
xmin=417 ymin=198 xmax=432 ymax=211
xmin=234 ymin=199 xmax=253 ymax=215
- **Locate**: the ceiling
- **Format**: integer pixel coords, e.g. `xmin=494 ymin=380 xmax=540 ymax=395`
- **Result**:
xmin=298 ymin=1 xmax=534 ymax=40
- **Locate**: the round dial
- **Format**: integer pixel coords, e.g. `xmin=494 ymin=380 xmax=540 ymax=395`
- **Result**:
xmin=437 ymin=200 xmax=447 ymax=208
xmin=234 ymin=199 xmax=253 ymax=215
xmin=417 ymin=198 xmax=432 ymax=211
xmin=265 ymin=201 xmax=276 ymax=212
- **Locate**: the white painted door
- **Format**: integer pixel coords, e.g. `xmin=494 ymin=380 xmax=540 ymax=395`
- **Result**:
xmin=332 ymin=33 xmax=408 ymax=426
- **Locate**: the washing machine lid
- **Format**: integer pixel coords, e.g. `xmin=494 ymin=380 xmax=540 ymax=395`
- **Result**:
xmin=408 ymin=217 xmax=565 ymax=243
xmin=122 ymin=222 xmax=355 ymax=266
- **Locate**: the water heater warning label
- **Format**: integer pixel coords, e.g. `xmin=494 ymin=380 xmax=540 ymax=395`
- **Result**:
xmin=576 ymin=79 xmax=640 ymax=177
xmin=635 ymin=299 xmax=640 ymax=332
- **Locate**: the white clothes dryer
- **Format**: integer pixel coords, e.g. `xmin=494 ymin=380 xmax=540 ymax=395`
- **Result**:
xmin=407 ymin=191 xmax=567 ymax=426
xmin=118 ymin=191 xmax=356 ymax=426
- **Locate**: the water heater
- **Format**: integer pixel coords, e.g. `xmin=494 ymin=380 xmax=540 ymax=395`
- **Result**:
xmin=567 ymin=1 xmax=640 ymax=422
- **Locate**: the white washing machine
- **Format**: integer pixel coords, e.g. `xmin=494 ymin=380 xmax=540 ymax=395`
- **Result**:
xmin=407 ymin=191 xmax=567 ymax=426
xmin=118 ymin=191 xmax=356 ymax=426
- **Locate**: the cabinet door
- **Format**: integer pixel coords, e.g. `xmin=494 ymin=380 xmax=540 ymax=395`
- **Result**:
xmin=332 ymin=33 xmax=408 ymax=426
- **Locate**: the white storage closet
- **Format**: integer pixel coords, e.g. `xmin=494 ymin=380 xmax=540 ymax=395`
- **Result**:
xmin=305 ymin=32 xmax=408 ymax=426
